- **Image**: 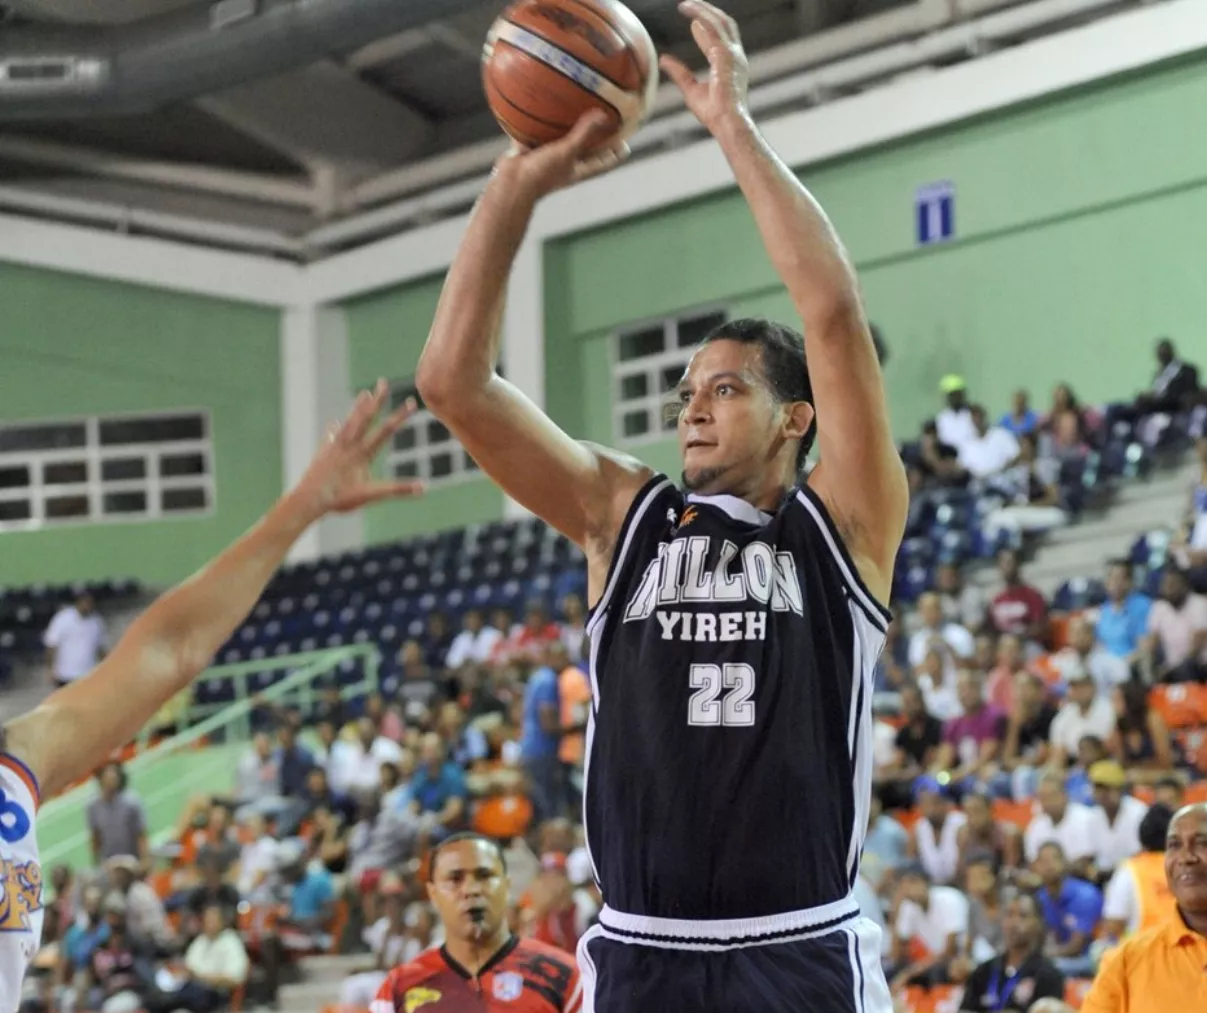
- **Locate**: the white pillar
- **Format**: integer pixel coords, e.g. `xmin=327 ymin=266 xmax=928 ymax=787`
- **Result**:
xmin=500 ymin=237 xmax=545 ymax=520
xmin=280 ymin=303 xmax=364 ymax=561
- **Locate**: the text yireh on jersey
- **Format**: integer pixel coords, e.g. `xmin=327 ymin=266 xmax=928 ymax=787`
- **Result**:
xmin=622 ymin=535 xmax=805 ymax=643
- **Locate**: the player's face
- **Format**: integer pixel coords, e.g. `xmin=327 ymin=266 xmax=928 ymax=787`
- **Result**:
xmin=1166 ymin=809 xmax=1207 ymax=912
xmin=675 ymin=341 xmax=810 ymax=494
xmin=427 ymin=840 xmax=509 ymax=943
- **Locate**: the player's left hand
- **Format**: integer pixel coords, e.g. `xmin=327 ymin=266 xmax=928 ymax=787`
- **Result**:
xmin=660 ymin=0 xmax=751 ymax=133
xmin=290 ymin=379 xmax=426 ymax=518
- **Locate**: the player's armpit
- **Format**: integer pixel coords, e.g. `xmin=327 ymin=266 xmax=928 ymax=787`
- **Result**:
xmin=421 ymin=373 xmax=651 ymax=553
xmin=805 ymin=301 xmax=908 ymax=603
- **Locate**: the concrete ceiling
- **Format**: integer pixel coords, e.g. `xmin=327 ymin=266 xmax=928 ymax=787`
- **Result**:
xmin=0 ymin=0 xmax=906 ymax=244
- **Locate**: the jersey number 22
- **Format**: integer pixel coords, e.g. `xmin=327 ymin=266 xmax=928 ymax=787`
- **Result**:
xmin=688 ymin=663 xmax=756 ymax=726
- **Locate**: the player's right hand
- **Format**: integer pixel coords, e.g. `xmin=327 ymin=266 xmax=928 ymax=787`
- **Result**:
xmin=289 ymin=379 xmax=425 ymax=520
xmin=493 ymin=110 xmax=630 ymax=200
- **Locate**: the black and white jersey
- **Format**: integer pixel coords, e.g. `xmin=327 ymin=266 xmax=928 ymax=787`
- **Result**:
xmin=583 ymin=475 xmax=890 ymax=947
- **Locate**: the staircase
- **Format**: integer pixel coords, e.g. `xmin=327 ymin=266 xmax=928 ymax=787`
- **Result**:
xmin=970 ymin=457 xmax=1195 ymax=598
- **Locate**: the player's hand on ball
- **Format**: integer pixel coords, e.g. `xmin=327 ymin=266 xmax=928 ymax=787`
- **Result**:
xmin=292 ymin=379 xmax=425 ymax=518
xmin=494 ymin=110 xmax=629 ymax=200
xmin=661 ymin=0 xmax=751 ymax=132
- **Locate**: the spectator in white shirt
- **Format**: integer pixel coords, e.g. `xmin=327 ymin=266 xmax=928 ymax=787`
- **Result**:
xmin=908 ymin=593 xmax=976 ymax=694
xmin=1050 ymin=616 xmax=1131 ymax=693
xmin=327 ymin=717 xmax=404 ymax=797
xmin=890 ymin=862 xmax=969 ymax=990
xmin=1024 ymin=770 xmax=1099 ymax=874
xmin=559 ymin=593 xmax=587 ymax=663
xmin=43 ymin=593 xmax=107 ymax=688
xmin=444 ymin=610 xmax=503 ymax=670
xmin=910 ymin=778 xmax=967 ymax=886
xmin=936 ymin=375 xmax=978 ymax=454
xmin=958 ymin=405 xmax=1022 ymax=480
xmin=1048 ymin=673 xmax=1117 ymax=765
xmin=1101 ymin=803 xmax=1176 ymax=939
xmin=180 ymin=902 xmax=250 ymax=1007
xmin=1142 ymin=566 xmax=1207 ymax=682
xmin=236 ymin=812 xmax=281 ymax=903
xmin=1088 ymin=760 xmax=1147 ymax=875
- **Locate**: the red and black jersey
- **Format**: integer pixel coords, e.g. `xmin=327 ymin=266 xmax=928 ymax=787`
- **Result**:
xmin=371 ymin=936 xmax=581 ymax=1013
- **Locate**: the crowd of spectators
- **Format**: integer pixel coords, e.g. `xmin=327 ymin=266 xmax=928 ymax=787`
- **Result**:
xmin=21 ymin=338 xmax=1207 ymax=1013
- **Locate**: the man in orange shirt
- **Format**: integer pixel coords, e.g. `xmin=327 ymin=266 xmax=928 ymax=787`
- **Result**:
xmin=1032 ymin=803 xmax=1207 ymax=1013
xmin=1101 ymin=805 xmax=1177 ymax=940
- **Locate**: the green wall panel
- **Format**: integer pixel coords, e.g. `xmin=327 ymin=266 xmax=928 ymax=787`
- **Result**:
xmin=544 ymin=55 xmax=1207 ymax=469
xmin=0 ymin=264 xmax=281 ymax=586
xmin=344 ymin=279 xmax=504 ymax=542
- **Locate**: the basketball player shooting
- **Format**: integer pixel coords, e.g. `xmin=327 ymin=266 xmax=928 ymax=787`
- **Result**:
xmin=416 ymin=2 xmax=908 ymax=1010
xmin=0 ymin=383 xmax=422 ymax=1006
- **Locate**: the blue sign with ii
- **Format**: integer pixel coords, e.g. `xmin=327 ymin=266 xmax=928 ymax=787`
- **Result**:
xmin=915 ymin=181 xmax=955 ymax=246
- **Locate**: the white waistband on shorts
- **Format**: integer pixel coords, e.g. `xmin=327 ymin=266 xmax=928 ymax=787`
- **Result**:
xmin=598 ymin=894 xmax=860 ymax=949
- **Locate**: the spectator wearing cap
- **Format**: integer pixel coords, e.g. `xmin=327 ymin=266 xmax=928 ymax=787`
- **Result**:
xmin=960 ymin=892 xmax=1066 ymax=1012
xmin=1034 ymin=841 xmax=1102 ymax=978
xmin=889 ymin=862 xmax=969 ymax=991
xmin=445 ymin=609 xmax=504 ymax=670
xmin=1052 ymin=616 xmax=1131 ymax=694
xmin=1089 ymin=760 xmax=1148 ymax=877
xmin=933 ymin=671 xmax=1006 ymax=792
xmin=1108 ymin=682 xmax=1175 ymax=782
xmin=910 ymin=777 xmax=967 ymax=886
xmin=1056 ymin=803 xmax=1207 ymax=1013
xmin=999 ymin=389 xmax=1040 ymax=438
xmin=958 ymin=404 xmax=1022 ymax=481
xmin=1096 ymin=561 xmax=1152 ymax=663
xmin=936 ymin=375 xmax=977 ymax=454
xmin=1102 ymin=803 xmax=1177 ymax=941
xmin=1049 ymin=671 xmax=1117 ymax=766
xmin=988 ymin=550 xmax=1049 ymax=648
xmin=1142 ymin=566 xmax=1207 ymax=683
xmin=1024 ymin=771 xmax=1100 ymax=874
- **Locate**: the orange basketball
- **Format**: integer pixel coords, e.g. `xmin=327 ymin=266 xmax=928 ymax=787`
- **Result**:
xmin=482 ymin=0 xmax=659 ymax=148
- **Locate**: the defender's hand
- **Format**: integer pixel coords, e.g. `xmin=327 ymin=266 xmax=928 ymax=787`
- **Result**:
xmin=492 ymin=110 xmax=630 ymax=202
xmin=660 ymin=0 xmax=751 ymax=133
xmin=291 ymin=380 xmax=425 ymax=518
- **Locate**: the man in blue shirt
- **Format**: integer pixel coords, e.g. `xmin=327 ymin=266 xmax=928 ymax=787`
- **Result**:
xmin=408 ymin=732 xmax=468 ymax=837
xmin=1096 ymin=560 xmax=1151 ymax=661
xmin=1034 ymin=841 xmax=1103 ymax=978
xmin=520 ymin=653 xmax=562 ymax=821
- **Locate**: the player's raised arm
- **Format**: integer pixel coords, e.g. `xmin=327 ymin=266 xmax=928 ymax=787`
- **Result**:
xmin=415 ymin=116 xmax=651 ymax=556
xmin=2 ymin=384 xmax=422 ymax=800
xmin=662 ymin=0 xmax=908 ymax=601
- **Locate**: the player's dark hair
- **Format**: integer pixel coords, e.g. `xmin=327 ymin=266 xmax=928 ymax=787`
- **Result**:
xmin=426 ymin=832 xmax=507 ymax=882
xmin=1140 ymin=803 xmax=1174 ymax=852
xmin=702 ymin=317 xmax=817 ymax=473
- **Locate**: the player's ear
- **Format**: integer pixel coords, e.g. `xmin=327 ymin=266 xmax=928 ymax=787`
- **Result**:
xmin=782 ymin=401 xmax=814 ymax=441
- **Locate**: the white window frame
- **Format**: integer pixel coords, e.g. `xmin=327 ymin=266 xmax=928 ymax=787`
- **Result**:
xmin=611 ymin=305 xmax=729 ymax=447
xmin=387 ymin=383 xmax=481 ymax=488
xmin=0 ymin=409 xmax=216 ymax=532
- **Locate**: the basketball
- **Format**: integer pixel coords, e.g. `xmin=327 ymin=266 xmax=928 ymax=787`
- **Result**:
xmin=482 ymin=0 xmax=659 ymax=148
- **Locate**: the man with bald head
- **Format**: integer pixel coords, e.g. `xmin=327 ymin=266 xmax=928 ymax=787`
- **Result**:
xmin=1032 ymin=803 xmax=1207 ymax=1013
xmin=1052 ymin=615 xmax=1130 ymax=691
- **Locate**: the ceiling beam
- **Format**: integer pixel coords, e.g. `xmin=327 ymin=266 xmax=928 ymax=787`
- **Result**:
xmin=0 ymin=135 xmax=318 ymax=207
xmin=196 ymin=61 xmax=434 ymax=187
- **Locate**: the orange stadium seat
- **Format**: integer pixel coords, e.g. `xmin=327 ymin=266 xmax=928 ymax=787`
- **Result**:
xmin=1148 ymin=684 xmax=1207 ymax=729
xmin=1186 ymin=780 xmax=1207 ymax=804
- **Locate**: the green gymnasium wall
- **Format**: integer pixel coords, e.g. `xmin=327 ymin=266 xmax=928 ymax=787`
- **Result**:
xmin=343 ymin=278 xmax=505 ymax=542
xmin=0 ymin=264 xmax=281 ymax=586
xmin=545 ymin=54 xmax=1207 ymax=462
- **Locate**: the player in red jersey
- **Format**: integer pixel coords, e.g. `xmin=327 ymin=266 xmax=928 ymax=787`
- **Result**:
xmin=372 ymin=834 xmax=581 ymax=1013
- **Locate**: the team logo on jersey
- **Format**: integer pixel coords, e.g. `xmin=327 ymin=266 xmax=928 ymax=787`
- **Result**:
xmin=677 ymin=506 xmax=699 ymax=530
xmin=492 ymin=971 xmax=524 ymax=1001
xmin=0 ymin=788 xmax=32 ymax=844
xmin=402 ymin=986 xmax=441 ymax=1012
xmin=0 ymin=857 xmax=43 ymax=932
